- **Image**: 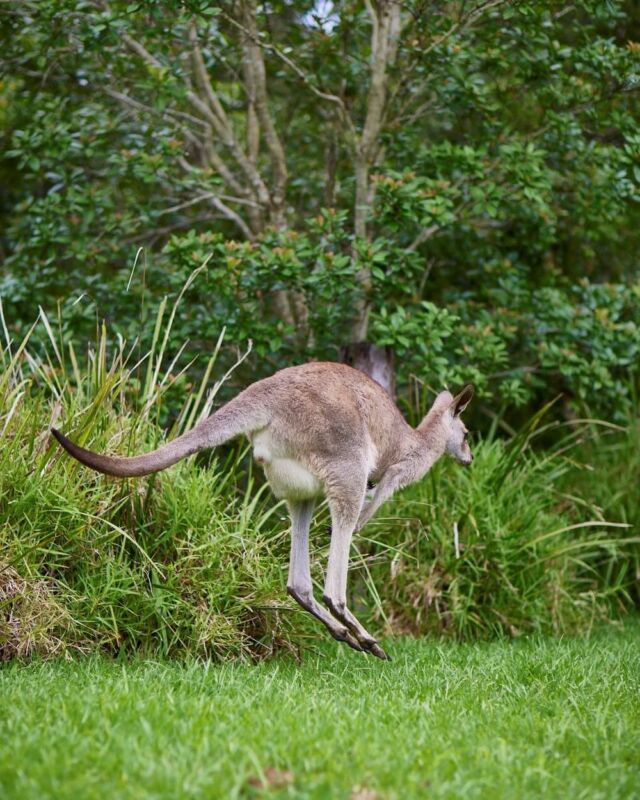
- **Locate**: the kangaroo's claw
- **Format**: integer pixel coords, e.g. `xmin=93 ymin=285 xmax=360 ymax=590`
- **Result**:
xmin=367 ymin=642 xmax=391 ymax=660
xmin=332 ymin=628 xmax=365 ymax=652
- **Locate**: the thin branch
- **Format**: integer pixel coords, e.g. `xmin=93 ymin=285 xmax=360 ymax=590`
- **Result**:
xmin=153 ymin=193 xmax=223 ymax=217
xmin=104 ymin=86 xmax=209 ymax=133
xmin=186 ymin=20 xmax=272 ymax=208
xmin=202 ymin=135 xmax=247 ymax=197
xmin=208 ymin=195 xmax=255 ymax=240
xmin=104 ymin=85 xmax=225 ymax=181
xmin=395 ymin=96 xmax=441 ymax=127
xmin=173 ymin=160 xmax=257 ymax=239
xmin=125 ymin=213 xmax=232 ymax=244
xmin=105 ymin=84 xmax=249 ymax=199
xmin=187 ymin=23 xmax=235 ymax=127
xmin=408 ymin=223 xmax=441 ymax=251
xmin=153 ymin=192 xmax=260 ymax=218
xmin=238 ymin=0 xmax=288 ymax=224
xmin=220 ymin=9 xmax=356 ymax=140
xmin=178 ymin=153 xmax=246 ymax=188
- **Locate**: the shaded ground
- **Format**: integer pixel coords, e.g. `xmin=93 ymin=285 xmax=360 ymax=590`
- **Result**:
xmin=1 ymin=624 xmax=638 ymax=799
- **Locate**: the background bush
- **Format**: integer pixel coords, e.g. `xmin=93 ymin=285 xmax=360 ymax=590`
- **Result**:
xmin=1 ymin=1 xmax=639 ymax=418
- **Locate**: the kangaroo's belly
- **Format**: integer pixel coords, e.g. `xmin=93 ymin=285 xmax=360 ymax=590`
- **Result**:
xmin=250 ymin=429 xmax=322 ymax=501
xmin=263 ymin=458 xmax=322 ymax=500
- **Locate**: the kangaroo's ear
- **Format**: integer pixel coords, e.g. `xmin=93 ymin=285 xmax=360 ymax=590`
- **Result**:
xmin=451 ymin=384 xmax=474 ymax=416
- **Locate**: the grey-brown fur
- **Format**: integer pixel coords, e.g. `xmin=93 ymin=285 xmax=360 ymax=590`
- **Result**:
xmin=52 ymin=362 xmax=474 ymax=660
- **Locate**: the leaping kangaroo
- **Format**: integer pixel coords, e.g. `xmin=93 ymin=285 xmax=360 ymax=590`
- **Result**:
xmin=52 ymin=362 xmax=474 ymax=660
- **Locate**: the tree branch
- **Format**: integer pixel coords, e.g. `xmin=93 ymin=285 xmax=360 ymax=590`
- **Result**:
xmin=202 ymin=134 xmax=247 ymax=197
xmin=186 ymin=20 xmax=271 ymax=209
xmin=104 ymin=78 xmax=250 ymax=202
xmin=101 ymin=5 xmax=271 ymax=214
xmin=350 ymin=0 xmax=402 ymax=340
xmin=408 ymin=224 xmax=440 ymax=252
xmin=238 ymin=0 xmax=289 ymax=226
xmin=207 ymin=195 xmax=255 ymax=240
xmin=153 ymin=192 xmax=260 ymax=218
xmin=174 ymin=160 xmax=257 ymax=239
xmin=125 ymin=212 xmax=227 ymax=245
xmin=103 ymin=86 xmax=209 ymax=132
xmin=220 ymin=8 xmax=356 ymax=140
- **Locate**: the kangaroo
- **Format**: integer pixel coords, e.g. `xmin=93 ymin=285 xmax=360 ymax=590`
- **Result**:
xmin=52 ymin=362 xmax=474 ymax=660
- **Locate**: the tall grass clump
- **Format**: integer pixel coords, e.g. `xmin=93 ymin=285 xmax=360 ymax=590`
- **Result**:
xmin=559 ymin=393 xmax=640 ymax=609
xmin=1 ymin=287 xmax=638 ymax=660
xmin=0 ymin=288 xmax=313 ymax=662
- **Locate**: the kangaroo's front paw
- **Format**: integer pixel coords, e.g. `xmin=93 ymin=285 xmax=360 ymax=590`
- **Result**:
xmin=355 ymin=513 xmax=368 ymax=532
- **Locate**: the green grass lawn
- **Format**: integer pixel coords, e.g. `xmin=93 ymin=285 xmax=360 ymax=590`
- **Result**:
xmin=1 ymin=624 xmax=639 ymax=800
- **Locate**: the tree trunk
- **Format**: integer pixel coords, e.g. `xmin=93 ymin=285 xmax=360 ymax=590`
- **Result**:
xmin=339 ymin=342 xmax=396 ymax=399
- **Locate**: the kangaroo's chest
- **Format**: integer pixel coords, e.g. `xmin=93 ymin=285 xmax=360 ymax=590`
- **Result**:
xmin=250 ymin=429 xmax=322 ymax=501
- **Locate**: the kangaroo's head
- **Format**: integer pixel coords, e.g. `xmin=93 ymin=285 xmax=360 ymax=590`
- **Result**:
xmin=419 ymin=384 xmax=475 ymax=465
xmin=444 ymin=384 xmax=474 ymax=465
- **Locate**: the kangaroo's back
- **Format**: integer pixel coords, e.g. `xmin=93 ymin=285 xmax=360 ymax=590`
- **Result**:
xmin=240 ymin=362 xmax=413 ymax=464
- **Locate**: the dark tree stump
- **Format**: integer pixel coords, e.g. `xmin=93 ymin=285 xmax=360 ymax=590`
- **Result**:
xmin=339 ymin=342 xmax=396 ymax=399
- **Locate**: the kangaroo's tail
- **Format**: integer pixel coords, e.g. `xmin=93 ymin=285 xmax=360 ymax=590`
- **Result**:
xmin=51 ymin=398 xmax=265 ymax=478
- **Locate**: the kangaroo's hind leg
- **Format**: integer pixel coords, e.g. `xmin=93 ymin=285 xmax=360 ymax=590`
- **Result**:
xmin=321 ymin=471 xmax=390 ymax=661
xmin=286 ymin=500 xmax=364 ymax=652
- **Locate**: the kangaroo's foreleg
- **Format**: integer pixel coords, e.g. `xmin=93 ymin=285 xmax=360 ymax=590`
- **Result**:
xmin=286 ymin=500 xmax=364 ymax=653
xmin=322 ymin=481 xmax=390 ymax=661
xmin=355 ymin=461 xmax=416 ymax=531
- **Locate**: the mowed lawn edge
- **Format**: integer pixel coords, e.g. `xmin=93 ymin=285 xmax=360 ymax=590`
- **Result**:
xmin=1 ymin=622 xmax=639 ymax=800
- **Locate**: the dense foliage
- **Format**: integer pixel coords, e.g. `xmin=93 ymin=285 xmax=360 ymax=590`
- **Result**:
xmin=1 ymin=1 xmax=639 ymax=418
